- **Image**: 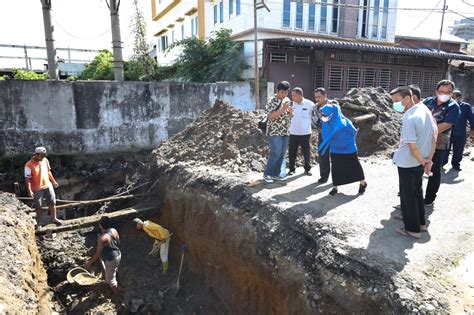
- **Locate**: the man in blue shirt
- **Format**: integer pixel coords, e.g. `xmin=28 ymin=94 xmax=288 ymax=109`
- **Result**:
xmin=443 ymin=90 xmax=474 ymax=171
xmin=423 ymin=80 xmax=461 ymax=206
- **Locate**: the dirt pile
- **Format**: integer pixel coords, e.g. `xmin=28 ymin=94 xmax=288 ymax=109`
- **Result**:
xmin=154 ymin=100 xmax=269 ymax=173
xmin=336 ymin=87 xmax=401 ymax=156
xmin=0 ymin=192 xmax=51 ymax=314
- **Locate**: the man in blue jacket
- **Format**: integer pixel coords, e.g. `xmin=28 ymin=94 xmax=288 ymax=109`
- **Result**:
xmin=443 ymin=90 xmax=474 ymax=171
xmin=423 ymin=80 xmax=461 ymax=206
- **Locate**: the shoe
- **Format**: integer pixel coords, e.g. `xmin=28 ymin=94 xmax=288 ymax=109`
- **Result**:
xmin=263 ymin=175 xmax=274 ymax=183
xmin=329 ymin=187 xmax=338 ymax=196
xmin=162 ymin=261 xmax=169 ymax=274
xmin=288 ymin=171 xmax=295 ymax=175
xmin=358 ymin=182 xmax=368 ymax=194
xmin=305 ymin=171 xmax=312 ymax=176
xmin=273 ymin=175 xmax=287 ymax=181
xmin=317 ymin=177 xmax=328 ymax=184
xmin=452 ymin=166 xmax=462 ymax=171
xmin=424 ymin=199 xmax=434 ymax=207
xmin=397 ymin=192 xmax=400 ymax=197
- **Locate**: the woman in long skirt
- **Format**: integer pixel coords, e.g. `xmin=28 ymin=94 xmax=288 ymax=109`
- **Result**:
xmin=318 ymin=103 xmax=367 ymax=196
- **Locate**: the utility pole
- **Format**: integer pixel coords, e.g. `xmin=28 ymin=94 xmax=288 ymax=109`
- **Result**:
xmin=23 ymin=45 xmax=29 ymax=70
xmin=40 ymin=0 xmax=57 ymax=79
xmin=106 ymin=0 xmax=124 ymax=81
xmin=438 ymin=0 xmax=447 ymax=52
xmin=253 ymin=0 xmax=270 ymax=110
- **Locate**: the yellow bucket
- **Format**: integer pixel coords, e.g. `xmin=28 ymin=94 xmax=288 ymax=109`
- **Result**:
xmin=67 ymin=267 xmax=99 ymax=286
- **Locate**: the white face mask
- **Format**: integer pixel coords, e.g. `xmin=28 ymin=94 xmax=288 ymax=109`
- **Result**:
xmin=437 ymin=94 xmax=451 ymax=103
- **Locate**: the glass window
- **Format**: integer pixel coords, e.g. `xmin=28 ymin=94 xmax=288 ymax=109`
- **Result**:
xmin=372 ymin=0 xmax=380 ymax=38
xmin=220 ymin=0 xmax=224 ymax=23
xmin=361 ymin=0 xmax=369 ymax=38
xmin=332 ymin=0 xmax=339 ymax=33
xmin=295 ymin=0 xmax=303 ymax=29
xmin=229 ymin=0 xmax=234 ymax=16
xmin=381 ymin=0 xmax=389 ymax=39
xmin=195 ymin=16 xmax=199 ymax=36
xmin=283 ymin=0 xmax=291 ymax=27
xmin=308 ymin=3 xmax=316 ymax=31
xmin=181 ymin=24 xmax=184 ymax=40
xmin=236 ymin=0 xmax=241 ymax=15
xmin=191 ymin=18 xmax=195 ymax=36
xmin=171 ymin=30 xmax=174 ymax=43
xmin=214 ymin=5 xmax=218 ymax=24
xmin=320 ymin=0 xmax=327 ymax=32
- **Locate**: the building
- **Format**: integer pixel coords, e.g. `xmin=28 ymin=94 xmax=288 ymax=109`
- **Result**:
xmin=395 ymin=34 xmax=468 ymax=54
xmin=151 ymin=1 xmax=474 ymax=98
xmin=450 ymin=17 xmax=474 ymax=43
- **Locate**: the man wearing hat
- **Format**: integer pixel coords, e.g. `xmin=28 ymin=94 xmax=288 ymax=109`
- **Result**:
xmin=24 ymin=147 xmax=62 ymax=227
xmin=133 ymin=218 xmax=171 ymax=273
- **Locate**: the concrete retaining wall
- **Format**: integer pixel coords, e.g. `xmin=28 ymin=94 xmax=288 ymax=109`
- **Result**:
xmin=0 ymin=81 xmax=258 ymax=156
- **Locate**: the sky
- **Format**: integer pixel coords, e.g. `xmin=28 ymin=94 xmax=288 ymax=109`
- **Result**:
xmin=0 ymin=0 xmax=473 ymax=70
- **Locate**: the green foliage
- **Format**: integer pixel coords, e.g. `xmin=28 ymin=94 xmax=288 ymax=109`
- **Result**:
xmin=66 ymin=76 xmax=78 ymax=81
xmin=12 ymin=69 xmax=48 ymax=80
xmin=169 ymin=28 xmax=246 ymax=82
xmin=79 ymin=50 xmax=114 ymax=80
xmin=0 ymin=75 xmax=8 ymax=81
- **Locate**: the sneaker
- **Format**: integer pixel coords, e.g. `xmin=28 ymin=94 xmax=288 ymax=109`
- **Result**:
xmin=263 ymin=175 xmax=274 ymax=183
xmin=317 ymin=177 xmax=328 ymax=184
xmin=273 ymin=175 xmax=287 ymax=181
xmin=305 ymin=171 xmax=312 ymax=176
xmin=288 ymin=171 xmax=295 ymax=176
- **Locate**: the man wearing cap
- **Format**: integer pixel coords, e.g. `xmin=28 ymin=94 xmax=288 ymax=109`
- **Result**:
xmin=133 ymin=218 xmax=171 ymax=273
xmin=24 ymin=147 xmax=62 ymax=226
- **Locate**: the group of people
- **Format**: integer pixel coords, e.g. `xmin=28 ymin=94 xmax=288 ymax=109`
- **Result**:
xmin=263 ymin=79 xmax=473 ymax=238
xmin=263 ymin=81 xmax=367 ymax=195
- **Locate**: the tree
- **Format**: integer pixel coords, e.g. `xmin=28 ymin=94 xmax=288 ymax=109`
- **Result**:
xmin=12 ymin=69 xmax=48 ymax=80
xmin=79 ymin=50 xmax=114 ymax=80
xmin=128 ymin=0 xmax=156 ymax=81
xmin=170 ymin=28 xmax=245 ymax=82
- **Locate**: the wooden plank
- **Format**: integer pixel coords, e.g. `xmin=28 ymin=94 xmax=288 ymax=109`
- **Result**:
xmin=35 ymin=206 xmax=157 ymax=235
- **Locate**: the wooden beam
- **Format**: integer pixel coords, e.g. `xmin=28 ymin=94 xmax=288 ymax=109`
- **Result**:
xmin=35 ymin=206 xmax=158 ymax=235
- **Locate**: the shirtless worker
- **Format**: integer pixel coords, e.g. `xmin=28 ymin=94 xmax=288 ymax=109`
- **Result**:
xmin=133 ymin=218 xmax=171 ymax=273
xmin=24 ymin=147 xmax=62 ymax=227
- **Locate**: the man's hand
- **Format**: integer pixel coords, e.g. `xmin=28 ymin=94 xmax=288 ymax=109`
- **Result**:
xmin=423 ymin=160 xmax=433 ymax=176
xmin=27 ymin=190 xmax=33 ymax=198
xmin=53 ymin=182 xmax=59 ymax=188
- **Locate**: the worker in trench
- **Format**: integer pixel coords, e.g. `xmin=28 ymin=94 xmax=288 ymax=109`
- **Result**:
xmin=133 ymin=218 xmax=171 ymax=274
xmin=85 ymin=216 xmax=122 ymax=294
xmin=24 ymin=146 xmax=62 ymax=227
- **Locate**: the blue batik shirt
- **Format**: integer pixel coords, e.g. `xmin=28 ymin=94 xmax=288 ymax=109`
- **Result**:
xmin=423 ymin=96 xmax=460 ymax=150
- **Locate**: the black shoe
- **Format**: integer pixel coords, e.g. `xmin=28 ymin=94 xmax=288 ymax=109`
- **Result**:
xmin=305 ymin=171 xmax=312 ymax=176
xmin=358 ymin=182 xmax=368 ymax=194
xmin=317 ymin=177 xmax=328 ymax=184
xmin=397 ymin=192 xmax=400 ymax=197
xmin=329 ymin=187 xmax=338 ymax=196
xmin=288 ymin=171 xmax=295 ymax=176
xmin=452 ymin=166 xmax=462 ymax=171
xmin=424 ymin=199 xmax=434 ymax=207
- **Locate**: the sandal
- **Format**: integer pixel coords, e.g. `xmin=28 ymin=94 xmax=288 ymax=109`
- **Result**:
xmin=358 ymin=182 xmax=368 ymax=194
xmin=396 ymin=227 xmax=420 ymax=239
xmin=329 ymin=187 xmax=338 ymax=196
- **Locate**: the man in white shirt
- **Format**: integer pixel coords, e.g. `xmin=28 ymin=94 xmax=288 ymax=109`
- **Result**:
xmin=288 ymin=87 xmax=315 ymax=176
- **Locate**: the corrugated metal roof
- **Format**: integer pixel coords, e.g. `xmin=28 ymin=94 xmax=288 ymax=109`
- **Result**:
xmin=288 ymin=38 xmax=474 ymax=62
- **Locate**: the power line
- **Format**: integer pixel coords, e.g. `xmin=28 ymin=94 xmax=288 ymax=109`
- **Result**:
xmin=410 ymin=0 xmax=443 ymax=32
xmin=448 ymin=9 xmax=474 ymax=22
xmin=51 ymin=14 xmax=113 ymax=40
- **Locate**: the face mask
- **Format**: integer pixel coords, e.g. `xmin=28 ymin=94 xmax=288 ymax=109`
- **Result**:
xmin=321 ymin=114 xmax=332 ymax=122
xmin=393 ymin=101 xmax=404 ymax=113
xmin=437 ymin=94 xmax=451 ymax=103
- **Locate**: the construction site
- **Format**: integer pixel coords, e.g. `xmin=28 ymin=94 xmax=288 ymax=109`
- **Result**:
xmin=0 ymin=80 xmax=473 ymax=314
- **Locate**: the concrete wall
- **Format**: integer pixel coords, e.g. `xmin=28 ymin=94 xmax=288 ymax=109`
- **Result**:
xmin=0 ymin=81 xmax=257 ymax=156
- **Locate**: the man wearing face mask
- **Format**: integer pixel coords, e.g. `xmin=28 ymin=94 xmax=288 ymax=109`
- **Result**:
xmin=422 ymin=80 xmax=461 ymax=206
xmin=390 ymin=87 xmax=437 ymax=238
xmin=443 ymin=90 xmax=474 ymax=171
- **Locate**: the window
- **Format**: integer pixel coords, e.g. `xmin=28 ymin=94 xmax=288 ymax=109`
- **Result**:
xmin=296 ymin=0 xmax=303 ymax=29
xmin=294 ymin=55 xmax=310 ymax=64
xmin=361 ymin=0 xmax=369 ymax=38
xmin=347 ymin=67 xmax=361 ymax=89
xmin=381 ymin=0 xmax=389 ymax=39
xmin=372 ymin=0 xmax=380 ymax=38
xmin=270 ymin=52 xmax=287 ymax=63
xmin=308 ymin=3 xmax=316 ymax=31
xmin=283 ymin=0 xmax=291 ymax=27
xmin=229 ymin=0 xmax=233 ymax=17
xmin=314 ymin=65 xmax=324 ymax=88
xmin=411 ymin=71 xmax=421 ymax=87
xmin=363 ymin=68 xmax=376 ymax=87
xmin=320 ymin=0 xmax=328 ymax=32
xmin=191 ymin=18 xmax=195 ymax=36
xmin=236 ymin=0 xmax=241 ymax=15
xmin=214 ymin=5 xmax=218 ymax=24
xmin=329 ymin=66 xmax=343 ymax=91
xmin=194 ymin=16 xmax=199 ymax=36
xmin=397 ymin=70 xmax=408 ymax=87
xmin=220 ymin=0 xmax=224 ymax=23
xmin=160 ymin=35 xmax=168 ymax=52
xmin=332 ymin=0 xmax=340 ymax=33
xmin=422 ymin=72 xmax=433 ymax=92
xmin=181 ymin=24 xmax=185 ymax=39
xmin=379 ymin=69 xmax=392 ymax=90
xmin=171 ymin=30 xmax=175 ymax=43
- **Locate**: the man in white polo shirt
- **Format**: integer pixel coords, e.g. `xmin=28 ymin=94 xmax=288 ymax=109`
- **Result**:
xmin=288 ymin=87 xmax=315 ymax=176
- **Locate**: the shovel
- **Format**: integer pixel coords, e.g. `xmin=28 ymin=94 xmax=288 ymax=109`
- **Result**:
xmin=169 ymin=244 xmax=188 ymax=296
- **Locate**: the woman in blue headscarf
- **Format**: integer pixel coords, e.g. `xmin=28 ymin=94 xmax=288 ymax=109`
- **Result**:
xmin=319 ymin=103 xmax=367 ymax=196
